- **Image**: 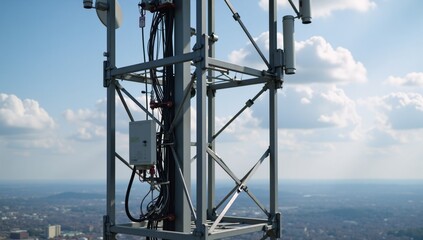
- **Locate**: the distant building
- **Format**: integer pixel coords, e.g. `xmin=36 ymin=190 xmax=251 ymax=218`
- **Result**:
xmin=61 ymin=231 xmax=83 ymax=238
xmin=87 ymin=225 xmax=94 ymax=232
xmin=10 ymin=230 xmax=29 ymax=239
xmin=46 ymin=225 xmax=61 ymax=239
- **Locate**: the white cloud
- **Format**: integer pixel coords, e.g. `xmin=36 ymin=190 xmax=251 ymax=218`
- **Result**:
xmin=318 ymin=85 xmax=361 ymax=127
xmin=62 ymin=94 xmax=152 ymax=141
xmin=64 ymin=107 xmax=105 ymax=124
xmin=386 ymin=72 xmax=423 ymax=87
xmin=228 ymin=31 xmax=274 ymax=70
xmin=293 ymin=36 xmax=367 ymax=84
xmin=355 ymin=92 xmax=423 ymax=150
xmin=250 ymin=85 xmax=361 ymax=143
xmin=378 ymin=92 xmax=423 ymax=130
xmin=0 ymin=93 xmax=72 ymax=154
xmin=63 ymin=104 xmax=106 ymax=141
xmin=228 ymin=34 xmax=367 ymax=84
xmin=0 ymin=93 xmax=55 ymax=134
xmin=258 ymin=0 xmax=376 ymax=17
xmin=350 ymin=93 xmax=423 ymax=151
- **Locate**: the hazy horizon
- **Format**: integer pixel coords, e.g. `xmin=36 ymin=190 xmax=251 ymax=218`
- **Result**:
xmin=1 ymin=1 xmax=423 ymax=181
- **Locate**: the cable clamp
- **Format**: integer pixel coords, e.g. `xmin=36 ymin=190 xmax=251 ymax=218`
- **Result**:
xmin=103 ymin=215 xmax=112 ymax=237
xmin=246 ymin=99 xmax=254 ymax=107
xmin=192 ymin=42 xmax=203 ymax=51
xmin=103 ymin=61 xmax=111 ymax=87
xmin=232 ymin=12 xmax=241 ymax=21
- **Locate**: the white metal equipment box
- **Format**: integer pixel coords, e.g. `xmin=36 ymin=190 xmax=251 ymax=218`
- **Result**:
xmin=129 ymin=120 xmax=156 ymax=167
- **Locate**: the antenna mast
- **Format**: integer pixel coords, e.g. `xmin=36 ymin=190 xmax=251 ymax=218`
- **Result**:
xmin=84 ymin=0 xmax=312 ymax=239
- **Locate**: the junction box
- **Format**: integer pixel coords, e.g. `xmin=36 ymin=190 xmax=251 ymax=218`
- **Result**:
xmin=129 ymin=120 xmax=156 ymax=168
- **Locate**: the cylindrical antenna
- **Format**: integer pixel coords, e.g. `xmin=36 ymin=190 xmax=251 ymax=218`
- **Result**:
xmin=299 ymin=0 xmax=312 ymax=24
xmin=283 ymin=15 xmax=295 ymax=75
xmin=83 ymin=0 xmax=93 ymax=9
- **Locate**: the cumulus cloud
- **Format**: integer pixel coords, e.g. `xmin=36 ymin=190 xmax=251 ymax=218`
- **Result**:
xmin=295 ymin=36 xmax=367 ymax=84
xmin=228 ymin=34 xmax=367 ymax=84
xmin=228 ymin=31 xmax=274 ymax=70
xmin=63 ymin=100 xmax=106 ymax=141
xmin=286 ymin=85 xmax=360 ymax=129
xmin=0 ymin=93 xmax=55 ymax=134
xmin=0 ymin=93 xmax=72 ymax=153
xmin=62 ymin=94 xmax=153 ymax=141
xmin=386 ymin=72 xmax=423 ymax=87
xmin=252 ymin=85 xmax=360 ymax=132
xmin=318 ymin=86 xmax=361 ymax=127
xmin=379 ymin=92 xmax=423 ymax=130
xmin=352 ymin=92 xmax=423 ymax=149
xmin=258 ymin=0 xmax=376 ymax=17
xmin=360 ymin=92 xmax=423 ymax=131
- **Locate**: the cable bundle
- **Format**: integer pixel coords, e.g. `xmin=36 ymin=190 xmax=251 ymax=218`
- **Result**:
xmin=125 ymin=3 xmax=176 ymax=238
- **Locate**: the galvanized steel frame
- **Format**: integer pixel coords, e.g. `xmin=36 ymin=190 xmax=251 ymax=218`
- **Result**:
xmin=103 ymin=0 xmax=282 ymax=239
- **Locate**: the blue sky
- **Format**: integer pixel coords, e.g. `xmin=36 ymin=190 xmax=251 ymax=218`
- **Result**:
xmin=1 ymin=0 xmax=423 ymax=181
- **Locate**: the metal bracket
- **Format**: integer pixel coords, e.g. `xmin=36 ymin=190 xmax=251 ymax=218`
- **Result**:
xmin=208 ymin=32 xmax=219 ymax=43
xmin=269 ymin=212 xmax=281 ymax=238
xmin=274 ymin=49 xmax=284 ymax=69
xmin=103 ymin=60 xmax=112 ymax=87
xmin=206 ymin=87 xmax=216 ymax=98
xmin=275 ymin=78 xmax=283 ymax=89
xmin=207 ymin=208 xmax=217 ymax=221
xmin=200 ymin=34 xmax=208 ymax=70
xmin=192 ymin=42 xmax=203 ymax=51
xmin=103 ymin=215 xmax=115 ymax=240
xmin=267 ymin=77 xmax=283 ymax=90
xmin=193 ymin=224 xmax=207 ymax=238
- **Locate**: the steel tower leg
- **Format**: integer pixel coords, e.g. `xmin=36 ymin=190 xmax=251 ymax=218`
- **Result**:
xmin=269 ymin=0 xmax=281 ymax=239
xmin=207 ymin=0 xmax=216 ymax=221
xmin=104 ymin=0 xmax=116 ymax=240
xmin=173 ymin=0 xmax=192 ymax=233
xmin=195 ymin=0 xmax=208 ymax=236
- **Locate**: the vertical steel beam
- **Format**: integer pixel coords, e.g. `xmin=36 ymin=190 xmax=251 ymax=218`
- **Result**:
xmin=269 ymin=83 xmax=279 ymax=239
xmin=105 ymin=0 xmax=116 ymax=239
xmin=174 ymin=0 xmax=192 ymax=233
xmin=195 ymin=0 xmax=208 ymax=233
xmin=269 ymin=0 xmax=280 ymax=239
xmin=207 ymin=0 xmax=216 ymax=220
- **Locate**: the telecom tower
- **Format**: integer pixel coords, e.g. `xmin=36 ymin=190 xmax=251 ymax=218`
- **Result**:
xmin=84 ymin=0 xmax=311 ymax=239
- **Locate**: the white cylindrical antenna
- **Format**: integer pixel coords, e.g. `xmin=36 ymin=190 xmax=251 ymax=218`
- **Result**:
xmin=283 ymin=15 xmax=296 ymax=75
xmin=83 ymin=0 xmax=93 ymax=9
xmin=299 ymin=0 xmax=312 ymax=24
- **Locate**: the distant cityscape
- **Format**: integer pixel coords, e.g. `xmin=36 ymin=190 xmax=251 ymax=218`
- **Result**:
xmin=1 ymin=180 xmax=423 ymax=239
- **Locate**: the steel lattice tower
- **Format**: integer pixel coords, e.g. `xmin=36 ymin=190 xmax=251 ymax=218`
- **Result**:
xmin=83 ymin=0 xmax=311 ymax=239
